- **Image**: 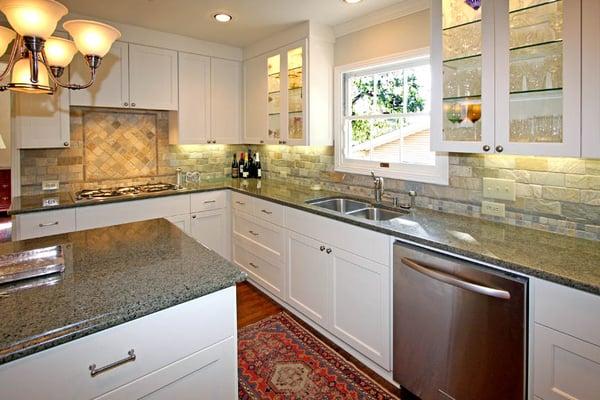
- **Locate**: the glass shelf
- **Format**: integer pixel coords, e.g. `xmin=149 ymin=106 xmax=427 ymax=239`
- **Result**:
xmin=510 ymin=87 xmax=562 ymax=96
xmin=443 ymin=53 xmax=481 ymax=66
xmin=443 ymin=94 xmax=482 ymax=101
xmin=510 ymin=39 xmax=562 ymax=54
xmin=509 ymin=0 xmax=561 ymax=15
xmin=442 ymin=18 xmax=482 ymax=32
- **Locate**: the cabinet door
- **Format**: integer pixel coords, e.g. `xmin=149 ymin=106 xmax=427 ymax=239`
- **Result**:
xmin=170 ymin=52 xmax=210 ymax=144
xmin=494 ymin=0 xmax=581 ymax=156
xmin=211 ymin=58 xmax=241 ymax=144
xmin=190 ymin=210 xmax=226 ymax=259
xmin=282 ymin=42 xmax=307 ymax=146
xmin=534 ymin=324 xmax=600 ymax=400
xmin=286 ymin=231 xmax=331 ymax=326
xmin=96 ymin=337 xmax=236 ymax=400
xmin=431 ymin=0 xmax=496 ymax=153
xmin=69 ymin=41 xmax=129 ymax=108
xmin=331 ymin=247 xmax=390 ymax=369
xmin=129 ymin=44 xmax=178 ymax=110
xmin=243 ymin=54 xmax=270 ymax=144
xmin=165 ymin=214 xmax=191 ymax=235
xmin=13 ymin=86 xmax=70 ymax=149
xmin=582 ymin=0 xmax=600 ymax=158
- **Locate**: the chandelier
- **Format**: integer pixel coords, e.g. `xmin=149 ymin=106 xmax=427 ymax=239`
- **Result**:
xmin=0 ymin=0 xmax=121 ymax=94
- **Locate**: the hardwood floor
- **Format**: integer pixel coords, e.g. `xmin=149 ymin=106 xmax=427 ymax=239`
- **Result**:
xmin=236 ymin=281 xmax=401 ymax=396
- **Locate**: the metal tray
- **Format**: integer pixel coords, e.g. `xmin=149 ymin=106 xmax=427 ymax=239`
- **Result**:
xmin=0 ymin=245 xmax=65 ymax=285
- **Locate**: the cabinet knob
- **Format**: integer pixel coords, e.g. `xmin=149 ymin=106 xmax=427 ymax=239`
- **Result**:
xmin=206 ymin=140 xmax=211 ymax=144
xmin=326 ymin=248 xmax=332 ymax=254
xmin=483 ymin=145 xmax=491 ymax=152
xmin=63 ymin=141 xmax=69 ymax=147
xmin=260 ymin=140 xmax=264 ymax=144
xmin=212 ymin=140 xmax=217 ymax=144
xmin=123 ymin=102 xmax=128 ymax=107
xmin=319 ymin=245 xmax=326 ymax=252
xmin=192 ymin=215 xmax=197 ymax=219
xmin=131 ymin=103 xmax=136 ymax=107
xmin=495 ymin=145 xmax=504 ymax=153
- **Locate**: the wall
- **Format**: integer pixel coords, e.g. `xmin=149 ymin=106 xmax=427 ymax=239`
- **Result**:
xmin=0 ymin=89 xmax=10 ymax=168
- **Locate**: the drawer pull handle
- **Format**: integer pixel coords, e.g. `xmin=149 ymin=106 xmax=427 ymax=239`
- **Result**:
xmin=249 ymin=230 xmax=259 ymax=236
xmin=39 ymin=221 xmax=59 ymax=227
xmin=235 ymin=201 xmax=246 ymax=205
xmin=89 ymin=349 xmax=136 ymax=377
xmin=249 ymin=262 xmax=259 ymax=269
xmin=261 ymin=209 xmax=273 ymax=215
xmin=204 ymin=200 xmax=217 ymax=204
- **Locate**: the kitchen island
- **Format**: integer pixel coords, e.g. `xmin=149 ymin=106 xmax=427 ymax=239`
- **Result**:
xmin=0 ymin=218 xmax=245 ymax=399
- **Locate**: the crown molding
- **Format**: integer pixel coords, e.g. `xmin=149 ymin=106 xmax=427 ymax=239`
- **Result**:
xmin=333 ymin=0 xmax=430 ymax=38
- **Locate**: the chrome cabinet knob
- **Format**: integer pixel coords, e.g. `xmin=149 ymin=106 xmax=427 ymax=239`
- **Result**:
xmin=123 ymin=102 xmax=128 ymax=107
xmin=131 ymin=103 xmax=136 ymax=107
xmin=63 ymin=141 xmax=69 ymax=147
xmin=483 ymin=145 xmax=491 ymax=152
xmin=495 ymin=145 xmax=504 ymax=153
xmin=320 ymin=245 xmax=326 ymax=252
xmin=326 ymin=248 xmax=332 ymax=254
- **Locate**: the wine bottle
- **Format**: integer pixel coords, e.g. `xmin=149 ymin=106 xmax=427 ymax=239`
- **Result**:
xmin=242 ymin=151 xmax=249 ymax=179
xmin=231 ymin=153 xmax=239 ymax=178
xmin=255 ymin=152 xmax=262 ymax=179
xmin=239 ymin=152 xmax=245 ymax=179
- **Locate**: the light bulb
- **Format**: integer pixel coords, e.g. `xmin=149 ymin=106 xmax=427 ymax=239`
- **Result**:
xmin=9 ymin=57 xmax=52 ymax=93
xmin=0 ymin=0 xmax=68 ymax=39
xmin=63 ymin=20 xmax=121 ymax=58
xmin=45 ymin=36 xmax=77 ymax=67
xmin=0 ymin=26 xmax=15 ymax=57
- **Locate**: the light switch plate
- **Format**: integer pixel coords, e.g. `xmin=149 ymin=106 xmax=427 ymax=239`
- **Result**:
xmin=42 ymin=180 xmax=59 ymax=191
xmin=483 ymin=178 xmax=516 ymax=201
xmin=482 ymin=201 xmax=506 ymax=218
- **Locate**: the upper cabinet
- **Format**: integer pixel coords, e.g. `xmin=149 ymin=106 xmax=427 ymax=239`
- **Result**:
xmin=432 ymin=0 xmax=582 ymax=157
xmin=582 ymin=0 xmax=600 ymax=158
xmin=244 ymin=25 xmax=333 ymax=146
xmin=70 ymin=43 xmax=178 ymax=111
xmin=211 ymin=58 xmax=242 ymax=144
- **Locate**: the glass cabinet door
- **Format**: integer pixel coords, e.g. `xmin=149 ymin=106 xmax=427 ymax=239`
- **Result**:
xmin=287 ymin=46 xmax=305 ymax=144
xmin=267 ymin=53 xmax=281 ymax=142
xmin=431 ymin=0 xmax=496 ymax=153
xmin=495 ymin=0 xmax=581 ymax=156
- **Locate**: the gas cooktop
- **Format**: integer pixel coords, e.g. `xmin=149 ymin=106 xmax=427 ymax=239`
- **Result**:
xmin=74 ymin=183 xmax=178 ymax=202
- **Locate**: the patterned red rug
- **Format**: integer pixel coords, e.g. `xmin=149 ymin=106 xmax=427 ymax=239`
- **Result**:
xmin=238 ymin=312 xmax=399 ymax=399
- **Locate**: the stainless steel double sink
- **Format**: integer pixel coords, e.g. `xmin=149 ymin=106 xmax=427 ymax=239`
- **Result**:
xmin=306 ymin=197 xmax=408 ymax=221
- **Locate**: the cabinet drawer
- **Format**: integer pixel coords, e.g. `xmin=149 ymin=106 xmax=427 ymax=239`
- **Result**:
xmin=0 ymin=286 xmax=236 ymax=400
xmin=231 ymin=192 xmax=253 ymax=213
xmin=253 ymin=197 xmax=284 ymax=226
xmin=233 ymin=210 xmax=284 ymax=261
xmin=285 ymin=207 xmax=390 ymax=266
xmin=233 ymin=238 xmax=283 ymax=299
xmin=190 ymin=191 xmax=226 ymax=212
xmin=534 ymin=323 xmax=600 ymax=400
xmin=14 ymin=209 xmax=76 ymax=240
xmin=534 ymin=279 xmax=600 ymax=347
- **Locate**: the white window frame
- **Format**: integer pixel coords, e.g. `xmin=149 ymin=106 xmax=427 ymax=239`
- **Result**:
xmin=334 ymin=47 xmax=449 ymax=185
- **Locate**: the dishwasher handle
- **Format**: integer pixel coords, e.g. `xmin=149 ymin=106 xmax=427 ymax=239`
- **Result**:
xmin=400 ymin=257 xmax=511 ymax=300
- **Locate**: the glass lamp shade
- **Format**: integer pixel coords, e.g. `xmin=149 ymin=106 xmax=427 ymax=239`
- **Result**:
xmin=0 ymin=0 xmax=68 ymax=39
xmin=63 ymin=20 xmax=121 ymax=58
xmin=10 ymin=57 xmax=52 ymax=93
xmin=0 ymin=26 xmax=16 ymax=57
xmin=45 ymin=36 xmax=76 ymax=67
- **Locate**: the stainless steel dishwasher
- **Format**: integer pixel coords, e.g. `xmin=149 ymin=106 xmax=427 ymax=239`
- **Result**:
xmin=393 ymin=240 xmax=527 ymax=400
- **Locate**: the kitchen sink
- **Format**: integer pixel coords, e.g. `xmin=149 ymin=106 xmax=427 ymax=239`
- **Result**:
xmin=346 ymin=207 xmax=407 ymax=221
xmin=307 ymin=198 xmax=371 ymax=213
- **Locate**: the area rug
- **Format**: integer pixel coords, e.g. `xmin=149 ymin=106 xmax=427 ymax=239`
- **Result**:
xmin=238 ymin=312 xmax=399 ymax=399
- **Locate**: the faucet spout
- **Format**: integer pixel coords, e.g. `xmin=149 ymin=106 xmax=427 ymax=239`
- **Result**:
xmin=370 ymin=171 xmax=384 ymax=204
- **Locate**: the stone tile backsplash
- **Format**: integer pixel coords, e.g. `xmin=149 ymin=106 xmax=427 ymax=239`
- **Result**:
xmin=20 ymin=109 xmax=600 ymax=240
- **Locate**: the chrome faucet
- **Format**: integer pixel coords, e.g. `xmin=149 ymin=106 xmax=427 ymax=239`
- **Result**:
xmin=371 ymin=171 xmax=384 ymax=204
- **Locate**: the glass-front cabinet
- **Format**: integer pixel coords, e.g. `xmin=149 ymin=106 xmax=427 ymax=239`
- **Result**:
xmin=432 ymin=0 xmax=582 ymax=156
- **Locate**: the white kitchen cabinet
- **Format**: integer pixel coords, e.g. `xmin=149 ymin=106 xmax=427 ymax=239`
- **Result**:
xmin=331 ymin=247 xmax=390 ymax=368
xmin=432 ymin=0 xmax=582 ymax=156
xmin=129 ymin=44 xmax=178 ymax=110
xmin=13 ymin=86 xmax=70 ymax=149
xmin=244 ymin=37 xmax=333 ymax=146
xmin=69 ymin=41 xmax=130 ymax=108
xmin=190 ymin=210 xmax=227 ymax=259
xmin=211 ymin=58 xmax=242 ymax=144
xmin=12 ymin=209 xmax=76 ymax=240
xmin=165 ymin=214 xmax=191 ymax=235
xmin=286 ymin=230 xmax=331 ymax=327
xmin=582 ymin=0 xmax=600 ymax=158
xmin=169 ymin=52 xmax=211 ymax=145
xmin=0 ymin=286 xmax=237 ymax=400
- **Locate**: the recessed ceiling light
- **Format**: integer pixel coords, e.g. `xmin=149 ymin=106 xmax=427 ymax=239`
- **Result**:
xmin=214 ymin=13 xmax=233 ymax=23
xmin=343 ymin=0 xmax=363 ymax=3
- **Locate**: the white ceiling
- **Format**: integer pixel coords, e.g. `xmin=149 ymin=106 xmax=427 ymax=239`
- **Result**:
xmin=58 ymin=0 xmax=405 ymax=47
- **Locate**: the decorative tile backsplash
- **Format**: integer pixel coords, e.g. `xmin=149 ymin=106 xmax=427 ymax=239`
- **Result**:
xmin=19 ymin=109 xmax=600 ymax=240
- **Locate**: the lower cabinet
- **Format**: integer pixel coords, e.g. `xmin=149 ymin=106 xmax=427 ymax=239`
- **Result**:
xmin=190 ymin=210 xmax=227 ymax=259
xmin=12 ymin=209 xmax=77 ymax=240
xmin=165 ymin=214 xmax=191 ymax=235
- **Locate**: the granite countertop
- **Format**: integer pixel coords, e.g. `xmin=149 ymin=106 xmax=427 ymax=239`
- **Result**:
xmin=0 ymin=218 xmax=245 ymax=365
xmin=9 ymin=178 xmax=600 ymax=295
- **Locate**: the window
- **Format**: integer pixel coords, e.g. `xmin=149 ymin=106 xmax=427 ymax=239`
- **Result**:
xmin=334 ymin=49 xmax=448 ymax=185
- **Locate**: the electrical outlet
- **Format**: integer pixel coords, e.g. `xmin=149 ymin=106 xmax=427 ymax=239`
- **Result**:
xmin=482 ymin=201 xmax=506 ymax=218
xmin=483 ymin=178 xmax=516 ymax=201
xmin=42 ymin=180 xmax=59 ymax=191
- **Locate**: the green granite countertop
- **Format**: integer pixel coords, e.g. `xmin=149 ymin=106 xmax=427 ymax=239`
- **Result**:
xmin=0 ymin=218 xmax=245 ymax=365
xmin=9 ymin=178 xmax=600 ymax=295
